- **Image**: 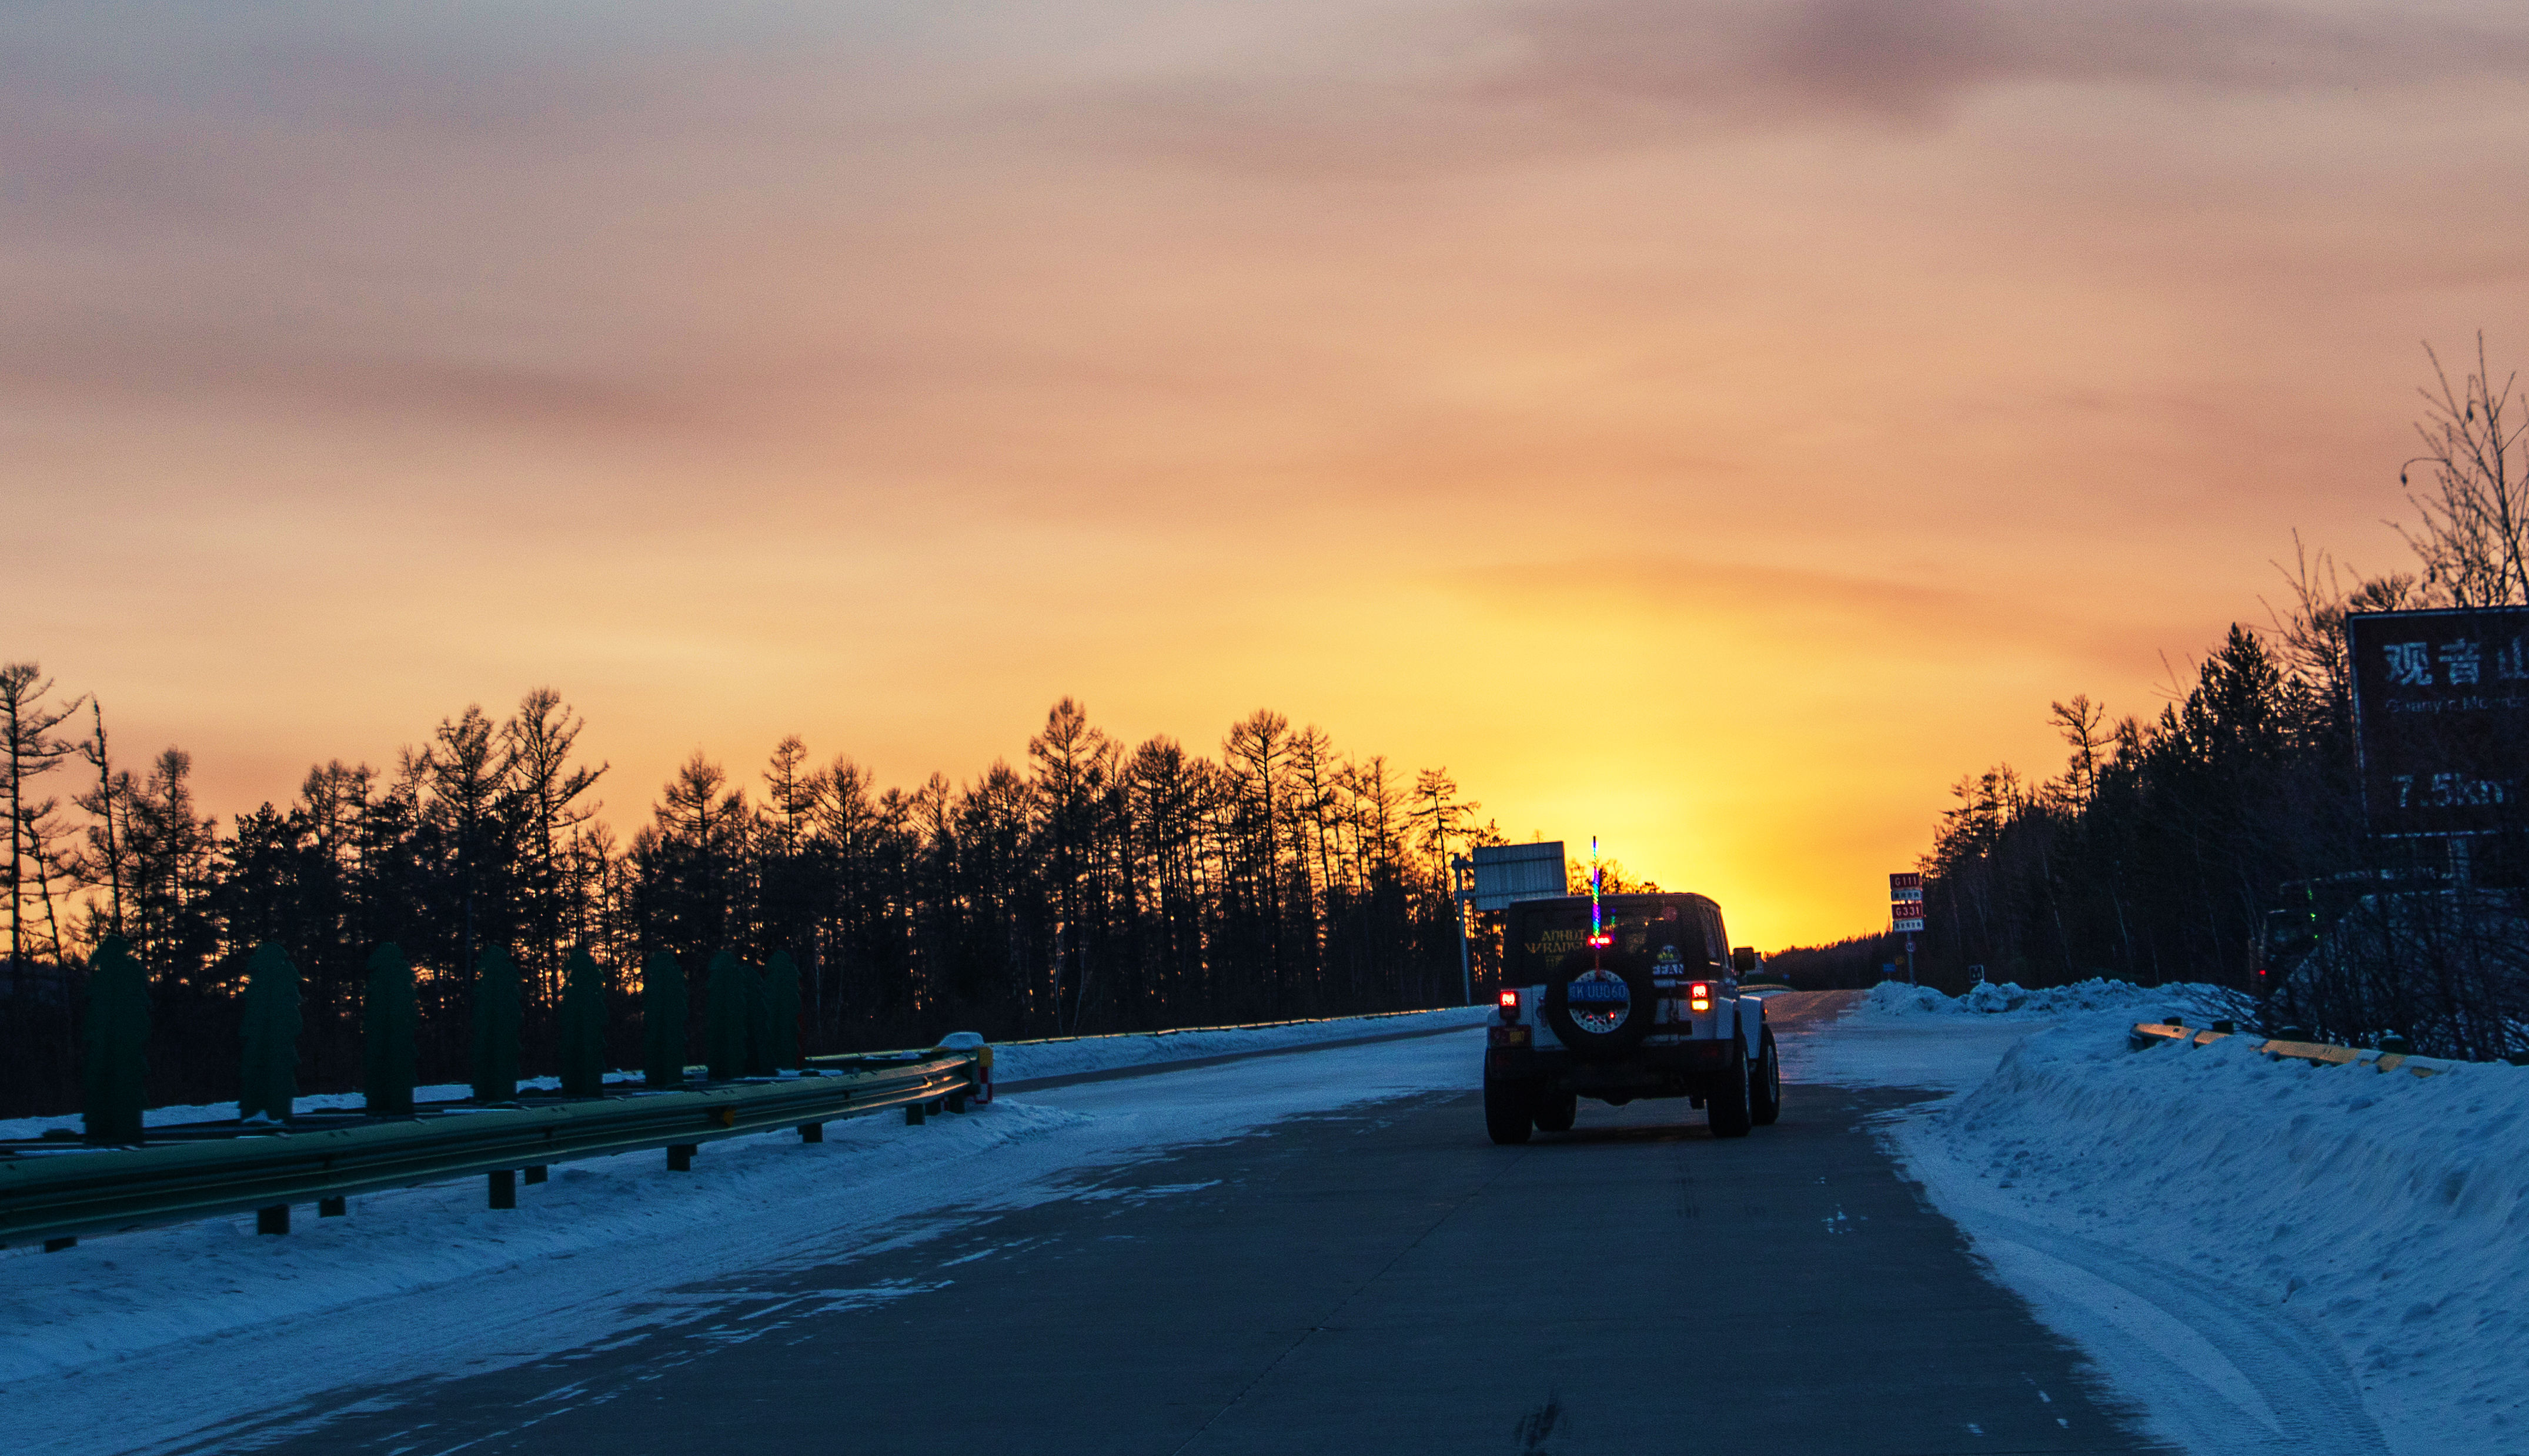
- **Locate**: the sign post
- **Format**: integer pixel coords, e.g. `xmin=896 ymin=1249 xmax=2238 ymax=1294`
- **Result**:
xmin=1457 ymin=842 xmax=1571 ymax=1006
xmin=1890 ymin=872 xmax=1925 ymax=983
xmin=2345 ymin=606 xmax=2529 ymax=869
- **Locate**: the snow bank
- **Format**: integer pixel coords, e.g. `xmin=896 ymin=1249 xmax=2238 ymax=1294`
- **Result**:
xmin=1862 ymin=976 xmax=2241 ymax=1020
xmin=1898 ymin=1008 xmax=2529 ymax=1455
xmin=987 ymin=1005 xmax=1494 ymax=1084
xmin=1 ymin=1019 xmax=1489 ymax=1453
xmin=0 ymin=1007 xmax=1494 ymax=1140
xmin=0 ymin=1075 xmax=633 ymax=1142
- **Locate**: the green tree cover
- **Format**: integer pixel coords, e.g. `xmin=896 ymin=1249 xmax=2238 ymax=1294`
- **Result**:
xmin=0 ymin=693 xmax=1489 ymax=1115
xmin=79 ymin=935 xmax=148 ymax=1142
xmin=557 ymin=945 xmax=606 ymax=1097
xmin=766 ymin=949 xmax=802 ymax=1072
xmin=641 ymin=948 xmax=687 ymax=1087
xmin=704 ymin=948 xmax=749 ymax=1081
xmin=470 ymin=944 xmax=523 ymax=1102
xmin=363 ymin=941 xmax=417 ymax=1113
xmin=237 ymin=940 xmax=300 ymax=1121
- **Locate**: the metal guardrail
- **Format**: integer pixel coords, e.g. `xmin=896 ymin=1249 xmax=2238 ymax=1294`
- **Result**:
xmin=898 ymin=1005 xmax=1466 ymax=1058
xmin=2129 ymin=1022 xmax=2456 ymax=1079
xmin=0 ymin=1052 xmax=979 ymax=1252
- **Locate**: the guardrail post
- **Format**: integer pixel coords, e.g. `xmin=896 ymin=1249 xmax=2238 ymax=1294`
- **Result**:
xmin=489 ymin=1169 xmax=516 ymax=1209
xmin=667 ymin=1143 xmax=696 ymax=1172
xmin=257 ymin=1204 xmax=290 ymax=1236
xmin=904 ymin=1103 xmax=924 ymax=1126
xmin=925 ymin=1098 xmax=944 ymax=1117
xmin=799 ymin=1122 xmax=824 ymax=1143
xmin=319 ymin=1197 xmax=346 ymax=1218
xmin=947 ymin=1091 xmax=967 ymax=1114
xmin=45 ymin=1236 xmax=77 ymax=1253
xmin=524 ymin=1165 xmax=548 ymax=1184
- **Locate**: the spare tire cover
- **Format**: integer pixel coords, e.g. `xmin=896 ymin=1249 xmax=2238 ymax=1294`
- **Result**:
xmin=1543 ymin=949 xmax=1657 ymax=1061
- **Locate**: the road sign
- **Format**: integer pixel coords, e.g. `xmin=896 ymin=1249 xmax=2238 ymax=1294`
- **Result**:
xmin=1464 ymin=842 xmax=1569 ymax=911
xmin=2346 ymin=606 xmax=2529 ymax=836
xmin=1890 ymin=872 xmax=1925 ymax=932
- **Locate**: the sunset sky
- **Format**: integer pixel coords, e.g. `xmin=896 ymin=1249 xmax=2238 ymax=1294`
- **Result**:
xmin=11 ymin=0 xmax=2529 ymax=948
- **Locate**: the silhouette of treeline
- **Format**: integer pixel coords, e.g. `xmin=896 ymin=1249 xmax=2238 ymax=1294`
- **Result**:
xmin=0 ymin=685 xmax=1494 ymax=1117
xmin=1911 ymin=339 xmax=2529 ymax=1059
xmin=1915 ymin=622 xmax=2363 ymax=994
xmin=1765 ymin=932 xmax=1906 ymax=991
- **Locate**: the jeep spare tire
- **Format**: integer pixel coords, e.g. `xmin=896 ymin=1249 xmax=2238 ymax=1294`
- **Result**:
xmin=1543 ymin=950 xmax=1656 ymax=1061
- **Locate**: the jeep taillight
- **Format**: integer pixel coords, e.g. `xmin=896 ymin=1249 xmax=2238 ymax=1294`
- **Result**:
xmin=1689 ymin=982 xmax=1712 ymax=1013
xmin=1498 ymin=989 xmax=1521 ymax=1023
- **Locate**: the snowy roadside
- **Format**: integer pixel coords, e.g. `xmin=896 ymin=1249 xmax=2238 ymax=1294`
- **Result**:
xmin=0 ymin=1005 xmax=1496 ymax=1141
xmin=1810 ymin=980 xmax=2528 ymax=1456
xmin=1 ymin=1010 xmax=1489 ymax=1455
xmin=987 ymin=1004 xmax=1492 ymax=1083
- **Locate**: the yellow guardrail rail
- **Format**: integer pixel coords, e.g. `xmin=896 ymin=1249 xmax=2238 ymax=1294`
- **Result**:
xmin=2129 ymin=1022 xmax=2454 ymax=1078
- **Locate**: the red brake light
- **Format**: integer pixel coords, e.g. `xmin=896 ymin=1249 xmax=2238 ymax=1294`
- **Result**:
xmin=1586 ymin=933 xmax=1612 ymax=948
xmin=1689 ymin=981 xmax=1712 ymax=1013
xmin=1498 ymin=989 xmax=1521 ymax=1023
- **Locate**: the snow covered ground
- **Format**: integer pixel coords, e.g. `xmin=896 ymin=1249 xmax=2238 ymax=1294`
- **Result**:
xmin=12 ymin=992 xmax=2519 ymax=1456
xmin=988 ymin=1004 xmax=1493 ymax=1084
xmin=0 ymin=1008 xmax=1492 ymax=1455
xmin=0 ymin=1005 xmax=1494 ymax=1142
xmin=1810 ymin=979 xmax=2528 ymax=1456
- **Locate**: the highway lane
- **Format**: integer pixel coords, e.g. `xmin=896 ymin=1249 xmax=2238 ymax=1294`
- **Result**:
xmin=182 ymin=998 xmax=2167 ymax=1455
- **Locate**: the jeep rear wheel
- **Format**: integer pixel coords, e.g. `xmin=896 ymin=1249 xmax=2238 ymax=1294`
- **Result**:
xmin=1484 ymin=1074 xmax=1535 ymax=1144
xmin=1532 ymin=1087 xmax=1578 ymax=1133
xmin=1750 ymin=1026 xmax=1782 ymax=1126
xmin=1706 ymin=1039 xmax=1752 ymax=1139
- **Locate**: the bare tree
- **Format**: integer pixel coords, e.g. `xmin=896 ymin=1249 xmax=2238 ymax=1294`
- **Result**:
xmin=74 ymin=700 xmax=127 ymax=936
xmin=1 ymin=664 xmax=84 ymax=995
xmin=2049 ymin=695 xmax=2108 ymax=809
xmin=503 ymin=689 xmax=606 ymax=1003
xmin=2400 ymin=335 xmax=2529 ymax=608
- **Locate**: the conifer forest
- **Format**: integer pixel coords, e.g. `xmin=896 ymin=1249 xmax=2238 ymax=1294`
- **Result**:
xmin=1893 ymin=344 xmax=2529 ymax=1061
xmin=0 ymin=688 xmax=1493 ymax=1116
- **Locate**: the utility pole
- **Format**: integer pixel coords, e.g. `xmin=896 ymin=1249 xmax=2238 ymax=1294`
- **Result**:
xmin=1451 ymin=855 xmax=1473 ymax=1005
xmin=1891 ymin=872 xmax=1925 ymax=985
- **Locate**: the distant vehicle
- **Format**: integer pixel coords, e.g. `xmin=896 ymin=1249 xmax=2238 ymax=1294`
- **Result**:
xmin=1482 ymin=892 xmax=1780 ymax=1142
xmin=2257 ymin=869 xmax=2529 ymax=1049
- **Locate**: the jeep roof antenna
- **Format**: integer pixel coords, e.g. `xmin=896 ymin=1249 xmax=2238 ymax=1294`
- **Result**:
xmin=1587 ymin=835 xmax=1610 ymax=959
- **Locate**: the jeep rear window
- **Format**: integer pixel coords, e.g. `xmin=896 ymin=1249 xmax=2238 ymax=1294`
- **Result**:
xmin=1507 ymin=898 xmax=1719 ymax=982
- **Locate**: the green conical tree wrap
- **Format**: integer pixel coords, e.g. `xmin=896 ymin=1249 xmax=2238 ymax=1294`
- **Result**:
xmin=470 ymin=945 xmax=523 ymax=1103
xmin=745 ymin=957 xmax=775 ymax=1076
xmin=559 ymin=946 xmax=607 ymax=1098
xmin=767 ymin=949 xmax=803 ymax=1072
xmin=705 ymin=949 xmax=749 ymax=1081
xmin=81 ymin=936 xmax=150 ymax=1143
xmin=642 ymin=950 xmax=688 ymax=1088
xmin=238 ymin=942 xmax=302 ymax=1122
xmin=363 ymin=942 xmax=418 ymax=1115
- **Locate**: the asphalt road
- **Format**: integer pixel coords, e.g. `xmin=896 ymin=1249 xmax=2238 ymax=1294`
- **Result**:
xmin=188 ymin=999 xmax=2167 ymax=1456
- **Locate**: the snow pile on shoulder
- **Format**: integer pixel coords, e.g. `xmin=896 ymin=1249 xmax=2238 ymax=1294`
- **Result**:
xmin=1917 ymin=1011 xmax=2529 ymax=1454
xmin=990 ymin=1005 xmax=1492 ymax=1085
xmin=0 ymin=1010 xmax=1491 ymax=1139
xmin=1862 ymin=976 xmax=2237 ymax=1020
